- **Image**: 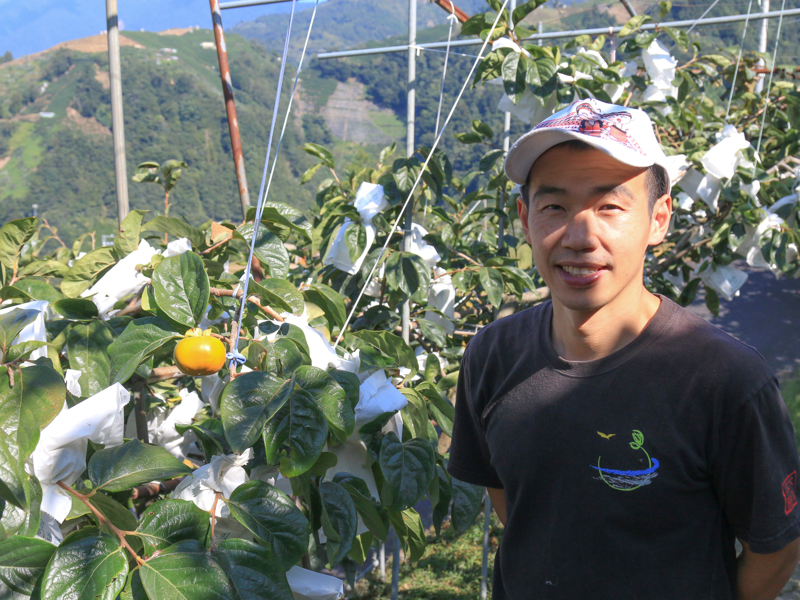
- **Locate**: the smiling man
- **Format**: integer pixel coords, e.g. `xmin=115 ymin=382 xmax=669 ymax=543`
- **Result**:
xmin=447 ymin=99 xmax=800 ymax=600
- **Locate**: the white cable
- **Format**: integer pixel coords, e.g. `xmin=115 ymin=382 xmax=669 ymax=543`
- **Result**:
xmin=725 ymin=0 xmax=754 ymax=122
xmin=423 ymin=3 xmax=458 ymax=228
xmin=686 ymin=0 xmax=722 ymax=33
xmin=333 ymin=0 xmax=511 ymax=348
xmin=754 ymin=0 xmax=786 ymax=170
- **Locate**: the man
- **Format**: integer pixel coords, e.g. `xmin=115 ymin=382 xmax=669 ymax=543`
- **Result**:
xmin=447 ymin=99 xmax=800 ymax=600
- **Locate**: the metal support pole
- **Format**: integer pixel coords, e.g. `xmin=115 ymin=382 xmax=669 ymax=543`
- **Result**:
xmin=538 ymin=21 xmax=543 ymax=46
xmin=497 ymin=0 xmax=515 ymax=254
xmin=391 ymin=535 xmax=401 ymax=600
xmin=401 ymin=0 xmax=416 ymax=346
xmin=620 ymin=0 xmax=637 ymax=17
xmin=106 ymin=0 xmax=129 ymax=226
xmin=480 ymin=489 xmax=493 ymax=599
xmin=755 ymin=0 xmax=769 ymax=93
xmin=379 ymin=542 xmax=386 ymax=581
xmin=210 ymin=0 xmax=251 ymax=219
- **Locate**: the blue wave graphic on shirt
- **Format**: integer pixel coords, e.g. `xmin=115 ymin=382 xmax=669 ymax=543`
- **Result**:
xmin=591 ymin=458 xmax=660 ymax=477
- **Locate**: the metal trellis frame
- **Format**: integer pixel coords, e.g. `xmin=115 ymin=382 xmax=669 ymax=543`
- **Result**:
xmin=316 ymin=7 xmax=800 ymax=59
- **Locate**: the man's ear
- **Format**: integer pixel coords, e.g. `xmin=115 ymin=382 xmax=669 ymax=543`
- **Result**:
xmin=517 ymin=196 xmax=532 ymax=245
xmin=648 ymin=193 xmax=672 ymax=246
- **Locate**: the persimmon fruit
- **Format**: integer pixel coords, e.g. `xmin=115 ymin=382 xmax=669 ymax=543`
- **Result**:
xmin=174 ymin=328 xmax=227 ymax=376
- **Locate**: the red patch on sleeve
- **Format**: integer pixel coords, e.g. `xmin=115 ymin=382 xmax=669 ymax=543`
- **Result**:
xmin=783 ymin=472 xmax=797 ymax=515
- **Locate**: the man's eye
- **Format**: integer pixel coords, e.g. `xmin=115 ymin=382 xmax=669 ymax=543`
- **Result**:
xmin=543 ymin=204 xmax=564 ymax=211
xmin=601 ymin=204 xmax=622 ymax=211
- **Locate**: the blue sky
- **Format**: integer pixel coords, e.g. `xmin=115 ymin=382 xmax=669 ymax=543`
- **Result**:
xmin=0 ymin=0 xmax=321 ymax=59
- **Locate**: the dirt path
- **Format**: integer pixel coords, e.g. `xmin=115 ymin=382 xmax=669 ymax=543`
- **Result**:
xmin=687 ymin=263 xmax=800 ymax=379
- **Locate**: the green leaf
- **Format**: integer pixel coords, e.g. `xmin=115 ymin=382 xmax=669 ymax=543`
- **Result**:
xmin=17 ymin=260 xmax=69 ymax=279
xmin=333 ymin=474 xmax=388 ymax=542
xmin=0 ymin=366 xmax=65 ymax=465
xmin=388 ymin=508 xmax=427 ymax=562
xmin=320 ymin=481 xmax=358 ymax=565
xmin=225 ymin=480 xmax=309 ymax=570
xmin=151 ymin=252 xmax=210 ymax=328
xmin=0 ymin=218 xmax=37 ymax=272
xmin=328 ymin=369 xmax=360 ymax=412
xmin=61 ymin=247 xmax=117 ymax=298
xmin=214 ymin=539 xmax=293 ymax=600
xmin=471 ymin=120 xmax=493 ymax=140
xmin=454 ymin=132 xmax=482 ymax=144
xmin=301 ymin=162 xmax=324 ymax=184
xmin=53 ymin=298 xmax=99 ymax=320
xmin=704 ymin=284 xmax=720 ymax=317
xmin=262 ymin=387 xmax=328 ymax=478
xmin=392 ymin=158 xmax=421 ymax=196
xmin=479 ymin=149 xmax=504 ymax=172
xmin=385 ymin=252 xmax=431 ymax=302
xmin=248 ymin=278 xmax=304 ymax=316
xmin=160 ymin=160 xmax=188 ymax=194
xmin=88 ymin=439 xmax=192 ymax=493
xmin=136 ymin=500 xmax=211 ymax=555
xmin=219 ymin=371 xmax=293 ymax=454
xmin=451 ymin=478 xmax=483 ymax=534
xmin=1 ymin=476 xmax=41 ymax=536
xmin=512 ymin=0 xmax=547 ymax=25
xmin=423 ymin=353 xmax=441 ymax=383
xmin=417 ymin=318 xmax=447 ymax=348
xmin=295 ymin=366 xmax=353 ymax=444
xmin=302 ymin=284 xmax=346 ymax=329
xmin=12 ymin=279 xmax=64 ymax=303
xmin=139 ymin=540 xmax=233 ymax=600
xmin=114 ymin=210 xmax=148 ymax=258
xmin=352 ymin=330 xmax=418 ymax=378
xmin=378 ymin=432 xmax=436 ymax=511
xmin=67 ymin=320 xmax=114 ymax=396
xmin=431 ymin=466 xmax=452 ymax=537
xmin=143 ymin=217 xmax=204 ymax=249
xmin=0 ymin=434 xmax=27 ymax=509
xmin=303 ymin=143 xmax=335 ymax=169
xmin=479 ymin=267 xmax=504 ymax=307
xmin=40 ymin=534 xmax=128 ymax=600
xmin=108 ymin=317 xmax=182 ymax=384
xmin=501 ymin=51 xmax=526 ymax=102
xmin=0 ymin=308 xmax=39 ymax=349
xmin=416 ymin=382 xmax=454 ymax=437
xmin=0 ymin=535 xmax=55 ymax=598
xmin=344 ymin=222 xmax=367 ymax=264
xmin=619 ymin=14 xmax=651 ymax=37
xmin=247 ymin=203 xmax=312 ymax=242
xmin=236 ymin=224 xmax=289 ymax=279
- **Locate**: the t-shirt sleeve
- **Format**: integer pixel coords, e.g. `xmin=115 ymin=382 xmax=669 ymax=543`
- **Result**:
xmin=446 ymin=345 xmax=503 ymax=489
xmin=713 ymin=377 xmax=800 ymax=553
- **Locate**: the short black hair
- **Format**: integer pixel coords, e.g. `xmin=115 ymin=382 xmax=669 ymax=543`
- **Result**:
xmin=520 ymin=140 xmax=670 ymax=215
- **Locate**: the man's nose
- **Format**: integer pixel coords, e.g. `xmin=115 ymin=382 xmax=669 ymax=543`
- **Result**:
xmin=561 ymin=209 xmax=600 ymax=252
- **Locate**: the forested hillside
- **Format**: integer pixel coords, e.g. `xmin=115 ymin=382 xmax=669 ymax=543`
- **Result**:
xmin=0 ymin=28 xmax=332 ymax=243
xmin=1 ymin=0 xmax=797 ymax=245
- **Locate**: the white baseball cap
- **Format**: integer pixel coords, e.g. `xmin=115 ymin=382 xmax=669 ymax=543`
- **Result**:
xmin=504 ymin=99 xmax=670 ymax=186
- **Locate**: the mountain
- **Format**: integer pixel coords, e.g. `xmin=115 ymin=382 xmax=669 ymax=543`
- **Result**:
xmin=0 ymin=28 xmax=328 ymax=242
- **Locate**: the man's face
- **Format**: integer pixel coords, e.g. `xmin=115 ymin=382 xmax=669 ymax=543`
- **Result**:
xmin=517 ymin=144 xmax=671 ymax=313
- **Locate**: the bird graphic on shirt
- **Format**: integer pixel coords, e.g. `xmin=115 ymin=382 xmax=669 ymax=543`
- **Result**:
xmin=597 ymin=431 xmax=616 ymax=440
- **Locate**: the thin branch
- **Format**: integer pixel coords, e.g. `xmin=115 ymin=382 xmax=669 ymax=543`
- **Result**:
xmin=209 ymin=492 xmax=222 ymax=551
xmin=454 ymin=250 xmax=481 ymax=266
xmin=200 ymin=234 xmax=233 ymax=255
xmin=57 ymin=482 xmax=144 ymax=565
xmin=40 ymin=219 xmax=68 ymax=248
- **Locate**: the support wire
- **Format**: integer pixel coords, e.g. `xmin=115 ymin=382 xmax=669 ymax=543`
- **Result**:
xmin=227 ymin=0 xmax=321 ymax=371
xmin=754 ymin=0 xmax=786 ymax=168
xmin=333 ymin=0 xmax=511 ymax=348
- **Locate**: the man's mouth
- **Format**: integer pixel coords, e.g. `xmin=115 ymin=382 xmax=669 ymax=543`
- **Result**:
xmin=557 ymin=265 xmax=606 ymax=277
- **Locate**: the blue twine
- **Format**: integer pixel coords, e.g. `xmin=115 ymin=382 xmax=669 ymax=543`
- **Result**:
xmin=228 ymin=0 xmax=298 ymax=372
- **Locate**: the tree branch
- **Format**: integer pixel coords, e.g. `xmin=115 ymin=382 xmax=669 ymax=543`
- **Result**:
xmin=57 ymin=482 xmax=144 ymax=565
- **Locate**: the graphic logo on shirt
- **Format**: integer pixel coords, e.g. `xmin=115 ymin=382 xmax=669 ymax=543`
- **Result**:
xmin=783 ymin=472 xmax=797 ymax=515
xmin=592 ymin=429 xmax=660 ymax=491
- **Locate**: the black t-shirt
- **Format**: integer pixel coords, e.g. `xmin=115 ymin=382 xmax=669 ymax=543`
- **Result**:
xmin=448 ymin=295 xmax=800 ymax=600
